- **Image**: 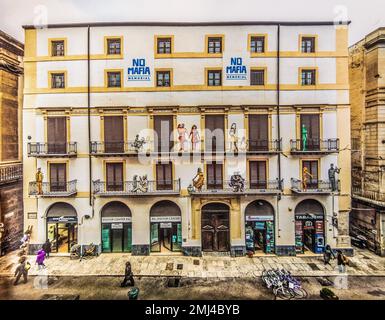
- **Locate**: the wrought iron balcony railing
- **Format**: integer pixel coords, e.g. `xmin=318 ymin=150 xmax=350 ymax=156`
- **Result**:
xmin=352 ymin=187 xmax=385 ymax=204
xmin=90 ymin=141 xmax=154 ymax=155
xmin=29 ymin=180 xmax=77 ymax=197
xmin=291 ymin=178 xmax=339 ymax=194
xmin=0 ymin=163 xmax=22 ymax=185
xmin=246 ymin=139 xmax=282 ymax=153
xmin=27 ymin=142 xmax=77 ymax=157
xmin=290 ymin=138 xmax=339 ymax=154
xmin=189 ymin=179 xmax=283 ymax=195
xmin=93 ymin=179 xmax=181 ymax=196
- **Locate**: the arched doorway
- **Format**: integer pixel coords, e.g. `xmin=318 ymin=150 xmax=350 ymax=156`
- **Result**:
xmin=201 ymin=203 xmax=230 ymax=252
xmin=295 ymin=199 xmax=325 ymax=254
xmin=46 ymin=202 xmax=77 ymax=253
xmin=244 ymin=200 xmax=275 ymax=254
xmin=150 ymin=200 xmax=182 ymax=253
xmin=101 ymin=201 xmax=132 ymax=253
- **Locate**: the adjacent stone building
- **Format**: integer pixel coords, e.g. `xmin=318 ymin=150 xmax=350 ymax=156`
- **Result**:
xmin=349 ymin=28 xmax=385 ymax=256
xmin=0 ymin=30 xmax=24 ymax=255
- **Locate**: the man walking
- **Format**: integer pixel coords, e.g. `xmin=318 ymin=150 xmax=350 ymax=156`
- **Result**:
xmin=323 ymin=244 xmax=335 ymax=266
xmin=337 ymin=250 xmax=348 ymax=273
xmin=14 ymin=256 xmax=30 ymax=285
xmin=120 ymin=261 xmax=135 ymax=287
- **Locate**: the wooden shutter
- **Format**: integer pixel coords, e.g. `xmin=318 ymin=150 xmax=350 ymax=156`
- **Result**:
xmin=50 ymin=163 xmax=66 ymax=191
xmin=205 ymin=115 xmax=224 ymax=152
xmin=154 ymin=116 xmax=173 ymax=152
xmin=300 ymin=114 xmax=320 ymax=150
xmin=302 ymin=160 xmax=318 ymax=188
xmin=207 ymin=162 xmax=222 ymax=189
xmin=104 ymin=116 xmax=124 ymax=153
xmin=249 ymin=161 xmax=267 ymax=189
xmin=248 ymin=115 xmax=268 ymax=151
xmin=47 ymin=117 xmax=67 ymax=154
xmin=106 ymin=163 xmax=123 ymax=191
xmin=156 ymin=162 xmax=173 ymax=190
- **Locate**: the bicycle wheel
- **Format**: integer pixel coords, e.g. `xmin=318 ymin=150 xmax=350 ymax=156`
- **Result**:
xmin=291 ymin=287 xmax=308 ymax=299
xmin=274 ymin=286 xmax=292 ymax=300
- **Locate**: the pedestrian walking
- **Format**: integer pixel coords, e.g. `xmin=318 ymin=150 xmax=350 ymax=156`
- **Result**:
xmin=120 ymin=261 xmax=135 ymax=287
xmin=42 ymin=239 xmax=51 ymax=258
xmin=337 ymin=250 xmax=349 ymax=273
xmin=36 ymin=249 xmax=46 ymax=270
xmin=323 ymin=244 xmax=335 ymax=266
xmin=14 ymin=256 xmax=30 ymax=285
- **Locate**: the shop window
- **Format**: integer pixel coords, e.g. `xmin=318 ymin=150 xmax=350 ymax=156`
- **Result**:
xmin=51 ymin=40 xmax=65 ymax=56
xmin=250 ymin=36 xmax=265 ymax=53
xmin=157 ymin=37 xmax=172 ymax=54
xmin=107 ymin=38 xmax=121 ymax=55
xmin=51 ymin=73 xmax=65 ymax=88
xmin=207 ymin=70 xmax=222 ymax=86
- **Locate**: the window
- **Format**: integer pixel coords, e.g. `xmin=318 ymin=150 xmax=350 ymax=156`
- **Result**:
xmin=107 ymin=71 xmax=121 ymax=87
xmin=50 ymin=163 xmax=66 ymax=192
xmin=207 ymin=70 xmax=222 ymax=86
xmin=51 ymin=73 xmax=65 ymax=88
xmin=302 ymin=160 xmax=319 ymax=189
xmin=250 ymin=36 xmax=265 ymax=53
xmin=104 ymin=116 xmax=124 ymax=153
xmin=51 ymin=40 xmax=65 ymax=56
xmin=300 ymin=114 xmax=320 ymax=150
xmin=207 ymin=162 xmax=223 ymax=189
xmin=207 ymin=37 xmax=222 ymax=53
xmin=106 ymin=163 xmax=124 ymax=192
xmin=47 ymin=117 xmax=67 ymax=154
xmin=156 ymin=162 xmax=173 ymax=190
xmin=301 ymin=37 xmax=316 ymax=53
xmin=248 ymin=114 xmax=268 ymax=151
xmin=250 ymin=69 xmax=265 ymax=85
xmin=154 ymin=115 xmax=174 ymax=152
xmin=157 ymin=37 xmax=172 ymax=54
xmin=301 ymin=69 xmax=316 ymax=85
xmin=249 ymin=161 xmax=267 ymax=189
xmin=156 ymin=71 xmax=171 ymax=87
xmin=205 ymin=115 xmax=225 ymax=152
xmin=107 ymin=38 xmax=121 ymax=55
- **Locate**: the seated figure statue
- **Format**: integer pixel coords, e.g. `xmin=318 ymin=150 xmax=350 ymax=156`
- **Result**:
xmin=229 ymin=172 xmax=245 ymax=192
xmin=131 ymin=135 xmax=146 ymax=152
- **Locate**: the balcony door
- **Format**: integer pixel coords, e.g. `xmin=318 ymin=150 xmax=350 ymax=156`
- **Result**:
xmin=302 ymin=160 xmax=318 ymax=189
xmin=205 ymin=115 xmax=225 ymax=152
xmin=50 ymin=163 xmax=66 ymax=192
xmin=156 ymin=162 xmax=173 ymax=190
xmin=207 ymin=162 xmax=223 ymax=190
xmin=104 ymin=116 xmax=124 ymax=153
xmin=300 ymin=114 xmax=320 ymax=150
xmin=249 ymin=161 xmax=267 ymax=189
xmin=47 ymin=117 xmax=67 ymax=154
xmin=106 ymin=162 xmax=124 ymax=191
xmin=154 ymin=115 xmax=174 ymax=152
xmin=248 ymin=115 xmax=268 ymax=151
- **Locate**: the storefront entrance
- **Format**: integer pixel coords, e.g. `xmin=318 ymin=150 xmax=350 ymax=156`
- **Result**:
xmin=295 ymin=199 xmax=325 ymax=254
xmin=150 ymin=201 xmax=182 ymax=253
xmin=201 ymin=203 xmax=230 ymax=252
xmin=46 ymin=202 xmax=78 ymax=253
xmin=245 ymin=200 xmax=275 ymax=254
xmin=101 ymin=201 xmax=132 ymax=253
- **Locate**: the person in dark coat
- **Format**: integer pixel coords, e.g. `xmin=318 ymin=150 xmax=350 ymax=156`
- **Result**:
xmin=120 ymin=261 xmax=135 ymax=287
xmin=337 ymin=250 xmax=348 ymax=273
xmin=42 ymin=239 xmax=52 ymax=258
xmin=323 ymin=244 xmax=335 ymax=265
xmin=14 ymin=256 xmax=29 ymax=285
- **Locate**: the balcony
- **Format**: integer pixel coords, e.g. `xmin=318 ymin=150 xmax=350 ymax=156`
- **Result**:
xmin=0 ymin=163 xmax=22 ymax=185
xmin=29 ymin=180 xmax=77 ymax=197
xmin=93 ymin=179 xmax=181 ymax=196
xmin=90 ymin=141 xmax=154 ymax=157
xmin=246 ymin=139 xmax=281 ymax=155
xmin=352 ymin=187 xmax=385 ymax=206
xmin=289 ymin=139 xmax=339 ymax=155
xmin=290 ymin=178 xmax=339 ymax=194
xmin=188 ymin=179 xmax=283 ymax=196
xmin=27 ymin=142 xmax=77 ymax=157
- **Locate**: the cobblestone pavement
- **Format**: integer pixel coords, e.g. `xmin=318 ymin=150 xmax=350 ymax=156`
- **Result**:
xmin=1 ymin=248 xmax=385 ymax=278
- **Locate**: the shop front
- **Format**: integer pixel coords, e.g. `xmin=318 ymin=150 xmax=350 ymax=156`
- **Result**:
xmin=46 ymin=202 xmax=78 ymax=253
xmin=245 ymin=200 xmax=275 ymax=254
xmin=150 ymin=200 xmax=182 ymax=253
xmin=295 ymin=199 xmax=325 ymax=254
xmin=101 ymin=201 xmax=132 ymax=253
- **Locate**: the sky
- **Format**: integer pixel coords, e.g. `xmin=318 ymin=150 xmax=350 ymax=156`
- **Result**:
xmin=0 ymin=0 xmax=384 ymax=46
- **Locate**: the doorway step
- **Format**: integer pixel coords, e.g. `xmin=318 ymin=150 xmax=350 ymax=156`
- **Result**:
xmin=202 ymin=252 xmax=231 ymax=257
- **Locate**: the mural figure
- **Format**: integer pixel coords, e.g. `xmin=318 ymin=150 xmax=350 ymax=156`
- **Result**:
xmin=131 ymin=134 xmax=146 ymax=152
xmin=131 ymin=175 xmax=149 ymax=193
xmin=229 ymin=123 xmax=239 ymax=152
xmin=302 ymin=166 xmax=314 ymax=191
xmin=139 ymin=174 xmax=149 ymax=192
xmin=192 ymin=167 xmax=205 ymax=191
xmin=301 ymin=124 xmax=308 ymax=151
xmin=131 ymin=175 xmax=140 ymax=192
xmin=229 ymin=171 xmax=245 ymax=192
xmin=239 ymin=136 xmax=247 ymax=152
xmin=328 ymin=163 xmax=340 ymax=192
xmin=35 ymin=168 xmax=43 ymax=195
xmin=189 ymin=125 xmax=200 ymax=151
xmin=177 ymin=123 xmax=188 ymax=152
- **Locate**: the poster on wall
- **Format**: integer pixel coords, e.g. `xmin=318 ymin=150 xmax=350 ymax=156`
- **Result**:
xmin=226 ymin=57 xmax=247 ymax=80
xmin=265 ymin=221 xmax=275 ymax=254
xmin=127 ymin=58 xmax=151 ymax=81
xmin=295 ymin=220 xmax=304 ymax=253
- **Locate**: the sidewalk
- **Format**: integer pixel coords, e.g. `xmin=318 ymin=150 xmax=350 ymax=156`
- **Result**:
xmin=1 ymin=248 xmax=385 ymax=278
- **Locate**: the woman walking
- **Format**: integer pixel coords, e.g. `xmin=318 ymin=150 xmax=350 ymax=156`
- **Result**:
xmin=36 ymin=248 xmax=46 ymax=270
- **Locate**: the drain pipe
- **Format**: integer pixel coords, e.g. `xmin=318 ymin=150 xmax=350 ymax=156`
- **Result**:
xmin=87 ymin=25 xmax=92 ymax=208
xmin=276 ymin=24 xmax=282 ymax=241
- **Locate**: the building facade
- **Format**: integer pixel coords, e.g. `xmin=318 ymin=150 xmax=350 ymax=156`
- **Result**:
xmin=23 ymin=21 xmax=352 ymax=256
xmin=349 ymin=28 xmax=385 ymax=256
xmin=0 ymin=30 xmax=23 ymax=255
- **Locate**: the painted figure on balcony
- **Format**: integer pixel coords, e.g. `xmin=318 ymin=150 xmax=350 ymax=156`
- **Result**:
xmin=240 ymin=136 xmax=247 ymax=152
xmin=229 ymin=171 xmax=245 ymax=192
xmin=302 ymin=124 xmax=308 ymax=151
xmin=177 ymin=123 xmax=188 ymax=152
xmin=131 ymin=175 xmax=140 ymax=193
xmin=36 ymin=168 xmax=43 ymax=195
xmin=302 ymin=166 xmax=313 ymax=191
xmin=192 ymin=167 xmax=204 ymax=191
xmin=189 ymin=125 xmax=200 ymax=151
xmin=131 ymin=134 xmax=146 ymax=152
xmin=139 ymin=175 xmax=149 ymax=193
xmin=229 ymin=123 xmax=239 ymax=152
xmin=328 ymin=164 xmax=340 ymax=192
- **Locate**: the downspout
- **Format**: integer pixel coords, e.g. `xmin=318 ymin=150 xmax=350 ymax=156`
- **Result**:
xmin=88 ymin=25 xmax=92 ymax=208
xmin=276 ymin=24 xmax=282 ymax=243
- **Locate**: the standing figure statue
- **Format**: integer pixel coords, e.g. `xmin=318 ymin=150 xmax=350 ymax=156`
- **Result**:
xmin=229 ymin=123 xmax=239 ymax=152
xmin=192 ymin=168 xmax=205 ymax=192
xmin=177 ymin=123 xmax=188 ymax=152
xmin=131 ymin=175 xmax=140 ymax=193
xmin=302 ymin=166 xmax=313 ymax=191
xmin=328 ymin=164 xmax=340 ymax=192
xmin=189 ymin=125 xmax=200 ymax=151
xmin=301 ymin=124 xmax=308 ymax=151
xmin=131 ymin=134 xmax=146 ymax=152
xmin=139 ymin=175 xmax=149 ymax=193
xmin=229 ymin=172 xmax=245 ymax=192
xmin=35 ymin=168 xmax=43 ymax=195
